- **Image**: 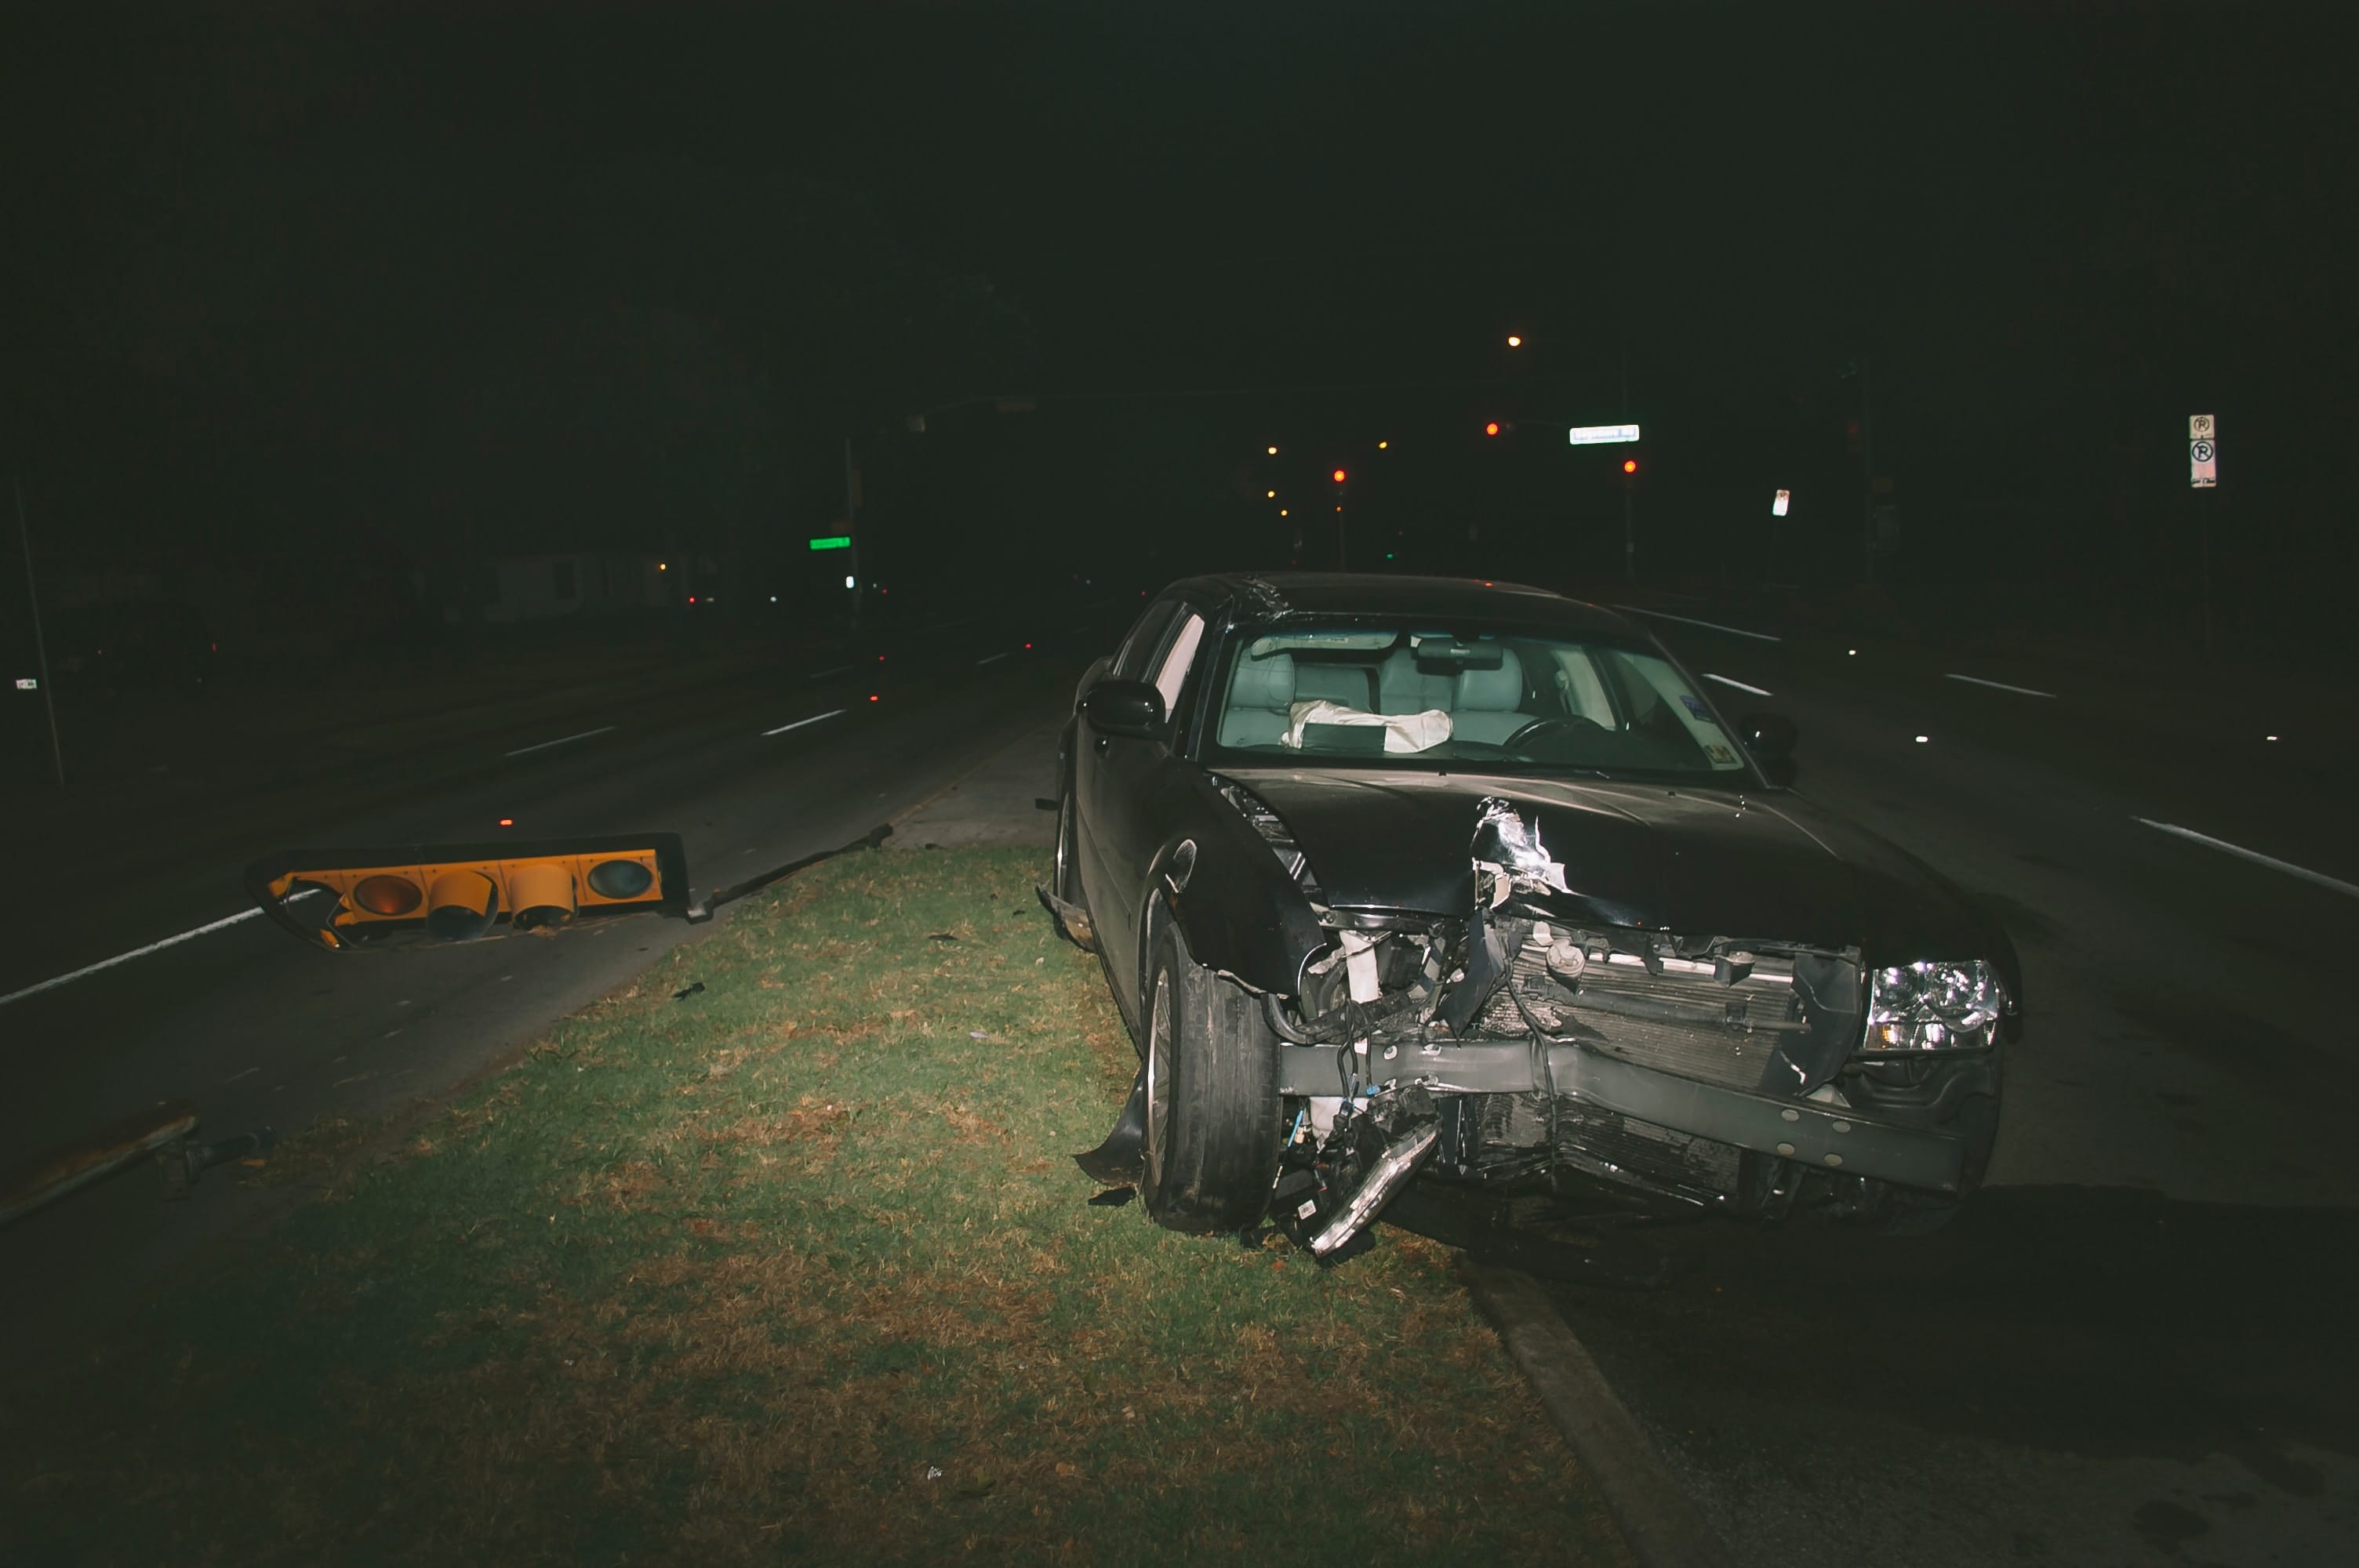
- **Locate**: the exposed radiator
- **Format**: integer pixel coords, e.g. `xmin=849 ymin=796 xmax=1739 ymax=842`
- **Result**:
xmin=1474 ymin=938 xmax=1803 ymax=1095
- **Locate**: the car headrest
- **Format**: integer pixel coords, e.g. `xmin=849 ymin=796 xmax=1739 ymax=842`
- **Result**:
xmin=1229 ymin=650 xmax=1296 ymax=711
xmin=1455 ymin=646 xmax=1524 ymax=712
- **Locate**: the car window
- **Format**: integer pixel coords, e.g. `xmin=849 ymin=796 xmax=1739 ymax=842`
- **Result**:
xmin=1111 ymin=600 xmax=1181 ymax=681
xmin=1152 ymin=612 xmax=1205 ymax=715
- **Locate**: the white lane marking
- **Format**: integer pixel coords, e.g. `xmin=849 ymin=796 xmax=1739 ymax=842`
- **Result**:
xmin=762 ymin=707 xmax=845 ymax=738
xmin=808 ymin=664 xmax=854 ymax=680
xmin=1701 ymin=672 xmax=1773 ymax=697
xmin=976 ymin=651 xmax=1012 ymax=666
xmin=1946 ymin=673 xmax=2057 ymax=699
xmin=0 ymin=889 xmax=325 ymax=1009
xmin=504 ymin=725 xmax=616 ymax=758
xmin=224 ymin=1066 xmax=260 ymax=1084
xmin=1612 ymin=605 xmax=1783 ymax=642
xmin=2135 ymin=818 xmax=2359 ymax=900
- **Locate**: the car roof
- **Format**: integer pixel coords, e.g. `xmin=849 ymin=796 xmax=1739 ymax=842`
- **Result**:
xmin=1170 ymin=572 xmax=1645 ymax=639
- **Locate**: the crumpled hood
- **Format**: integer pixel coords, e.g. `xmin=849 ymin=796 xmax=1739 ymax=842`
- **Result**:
xmin=1221 ymin=767 xmax=2008 ymax=965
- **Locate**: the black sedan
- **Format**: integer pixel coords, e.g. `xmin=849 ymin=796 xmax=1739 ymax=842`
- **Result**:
xmin=1045 ymin=574 xmax=2020 ymax=1255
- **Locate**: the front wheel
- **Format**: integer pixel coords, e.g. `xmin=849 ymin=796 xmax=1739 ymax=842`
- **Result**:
xmin=1140 ymin=924 xmax=1285 ymax=1234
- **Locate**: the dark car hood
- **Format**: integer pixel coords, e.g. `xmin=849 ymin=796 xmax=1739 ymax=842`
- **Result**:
xmin=1222 ymin=767 xmax=2005 ymax=964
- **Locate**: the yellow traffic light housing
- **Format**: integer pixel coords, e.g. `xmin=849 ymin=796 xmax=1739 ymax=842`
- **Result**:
xmin=245 ymin=834 xmax=689 ymax=951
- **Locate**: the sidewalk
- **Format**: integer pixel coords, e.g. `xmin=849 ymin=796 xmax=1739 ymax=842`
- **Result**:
xmin=885 ymin=717 xmax=1061 ymax=851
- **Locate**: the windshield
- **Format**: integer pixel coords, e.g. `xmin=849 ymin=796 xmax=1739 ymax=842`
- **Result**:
xmin=1201 ymin=622 xmax=1752 ymax=782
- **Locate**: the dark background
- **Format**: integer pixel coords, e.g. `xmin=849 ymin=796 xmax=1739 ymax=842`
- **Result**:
xmin=3 ymin=2 xmax=2354 ymax=670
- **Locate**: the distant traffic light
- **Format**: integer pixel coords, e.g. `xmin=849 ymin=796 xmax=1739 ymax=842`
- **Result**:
xmin=1485 ymin=422 xmax=1500 ymax=437
xmin=1623 ymin=458 xmax=1638 ymax=474
xmin=1331 ymin=468 xmax=1347 ymax=483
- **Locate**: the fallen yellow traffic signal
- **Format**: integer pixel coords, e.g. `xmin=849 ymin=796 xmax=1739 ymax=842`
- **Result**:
xmin=244 ymin=834 xmax=689 ymax=951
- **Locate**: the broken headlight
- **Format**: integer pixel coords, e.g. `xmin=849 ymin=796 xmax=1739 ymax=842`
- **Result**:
xmin=1863 ymin=960 xmax=2004 ymax=1051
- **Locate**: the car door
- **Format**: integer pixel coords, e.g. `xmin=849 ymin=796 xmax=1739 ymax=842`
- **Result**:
xmin=1076 ymin=595 xmax=1180 ymax=925
xmin=1078 ymin=597 xmax=1211 ymax=1019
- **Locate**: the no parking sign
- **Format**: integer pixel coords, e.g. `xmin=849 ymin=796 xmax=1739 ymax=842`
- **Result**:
xmin=2190 ymin=415 xmax=2217 ymax=488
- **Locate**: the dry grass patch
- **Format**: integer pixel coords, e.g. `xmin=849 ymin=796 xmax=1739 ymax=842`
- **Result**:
xmin=3 ymin=847 xmax=1627 ymax=1568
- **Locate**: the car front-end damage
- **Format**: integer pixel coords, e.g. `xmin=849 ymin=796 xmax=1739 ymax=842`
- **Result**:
xmin=1223 ymin=789 xmax=2010 ymax=1258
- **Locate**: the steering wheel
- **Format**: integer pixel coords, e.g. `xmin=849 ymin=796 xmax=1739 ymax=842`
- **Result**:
xmin=1502 ymin=716 xmax=1596 ymax=751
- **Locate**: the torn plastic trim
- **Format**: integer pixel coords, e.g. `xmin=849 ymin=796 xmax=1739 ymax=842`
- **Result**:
xmin=1307 ymin=1120 xmax=1440 ymax=1258
xmin=1274 ymin=1037 xmax=1965 ymax=1192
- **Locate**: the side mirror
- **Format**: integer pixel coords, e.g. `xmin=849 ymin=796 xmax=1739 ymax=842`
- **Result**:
xmin=1080 ymin=679 xmax=1166 ymax=739
xmin=1742 ymin=713 xmax=1798 ymax=785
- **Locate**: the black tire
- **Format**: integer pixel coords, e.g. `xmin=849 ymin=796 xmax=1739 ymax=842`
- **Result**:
xmin=1140 ymin=923 xmax=1285 ymax=1234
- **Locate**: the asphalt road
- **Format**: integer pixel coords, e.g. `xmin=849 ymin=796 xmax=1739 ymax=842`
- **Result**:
xmin=1541 ymin=604 xmax=2359 ymax=1567
xmin=0 ymin=606 xmax=1119 ymax=1385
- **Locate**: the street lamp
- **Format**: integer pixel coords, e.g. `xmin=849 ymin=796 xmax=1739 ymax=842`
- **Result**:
xmin=1267 ymin=445 xmax=1278 ymax=456
xmin=1506 ymin=335 xmax=1523 ymax=348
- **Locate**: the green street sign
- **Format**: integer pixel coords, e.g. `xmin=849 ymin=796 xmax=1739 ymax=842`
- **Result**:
xmin=807 ymin=535 xmax=852 ymax=551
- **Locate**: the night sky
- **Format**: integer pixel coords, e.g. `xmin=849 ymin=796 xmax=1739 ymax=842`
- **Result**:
xmin=4 ymin=3 xmax=2354 ymax=654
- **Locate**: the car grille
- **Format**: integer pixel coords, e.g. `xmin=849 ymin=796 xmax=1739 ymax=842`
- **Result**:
xmin=1475 ymin=942 xmax=1803 ymax=1095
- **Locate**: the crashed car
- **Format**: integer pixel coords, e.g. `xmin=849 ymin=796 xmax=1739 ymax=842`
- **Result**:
xmin=1044 ymin=573 xmax=2020 ymax=1256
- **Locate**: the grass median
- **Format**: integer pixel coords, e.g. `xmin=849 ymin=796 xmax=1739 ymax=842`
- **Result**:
xmin=2 ymin=845 xmax=1628 ymax=1566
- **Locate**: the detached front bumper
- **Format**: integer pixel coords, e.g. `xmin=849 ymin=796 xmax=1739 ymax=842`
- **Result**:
xmin=1278 ymin=1039 xmax=1967 ymax=1195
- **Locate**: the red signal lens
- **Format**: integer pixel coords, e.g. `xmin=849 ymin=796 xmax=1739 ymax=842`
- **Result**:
xmin=1623 ymin=458 xmax=1638 ymax=474
xmin=351 ymin=875 xmax=424 ymax=916
xmin=1485 ymin=422 xmax=1500 ymax=437
xmin=1331 ymin=468 xmax=1347 ymax=483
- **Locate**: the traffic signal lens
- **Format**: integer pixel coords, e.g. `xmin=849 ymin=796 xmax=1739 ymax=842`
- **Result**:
xmin=587 ymin=858 xmax=656 ymax=899
xmin=1331 ymin=468 xmax=1347 ymax=483
xmin=1623 ymin=458 xmax=1638 ymax=474
xmin=351 ymin=874 xmax=423 ymax=916
xmin=507 ymin=862 xmax=577 ymax=931
xmin=425 ymin=869 xmax=500 ymax=942
xmin=1485 ymin=422 xmax=1500 ymax=437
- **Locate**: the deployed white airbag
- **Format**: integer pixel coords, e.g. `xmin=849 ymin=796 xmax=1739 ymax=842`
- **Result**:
xmin=1283 ymin=700 xmax=1453 ymax=753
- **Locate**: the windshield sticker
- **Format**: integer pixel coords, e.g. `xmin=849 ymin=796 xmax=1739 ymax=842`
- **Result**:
xmin=1681 ymin=694 xmax=1720 ymax=725
xmin=1706 ymin=742 xmax=1738 ymax=765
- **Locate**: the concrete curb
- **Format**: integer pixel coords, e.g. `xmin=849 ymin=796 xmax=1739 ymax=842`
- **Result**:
xmin=1460 ymin=1260 xmax=1736 ymax=1568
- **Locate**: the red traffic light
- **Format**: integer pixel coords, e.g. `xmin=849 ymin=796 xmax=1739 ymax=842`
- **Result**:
xmin=1484 ymin=422 xmax=1500 ymax=437
xmin=1331 ymin=468 xmax=1347 ymax=484
xmin=1623 ymin=458 xmax=1638 ymax=474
